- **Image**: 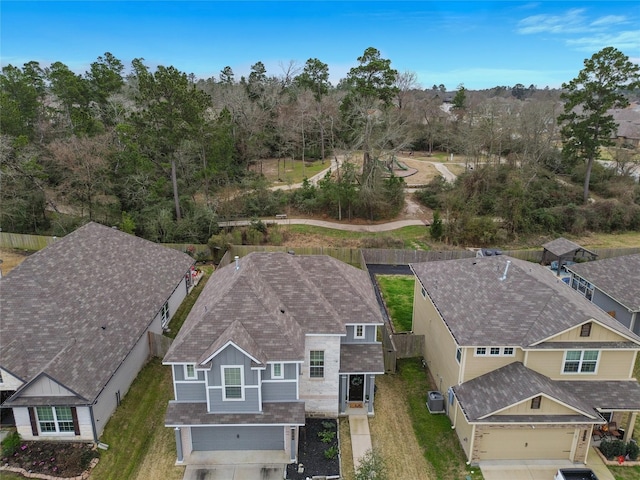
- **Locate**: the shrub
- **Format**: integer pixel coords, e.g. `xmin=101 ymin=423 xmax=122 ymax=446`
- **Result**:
xmin=355 ymin=448 xmax=388 ymax=480
xmin=324 ymin=445 xmax=339 ymax=459
xmin=599 ymin=439 xmax=626 ymax=459
xmin=626 ymin=440 xmax=639 ymax=461
xmin=360 ymin=235 xmax=405 ymax=249
xmin=321 ymin=420 xmax=336 ymax=430
xmin=1 ymin=431 xmax=21 ymax=457
xmin=318 ymin=429 xmax=336 ymax=443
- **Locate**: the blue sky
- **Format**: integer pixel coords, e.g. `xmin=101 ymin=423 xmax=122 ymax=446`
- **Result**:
xmin=1 ymin=1 xmax=638 ymax=90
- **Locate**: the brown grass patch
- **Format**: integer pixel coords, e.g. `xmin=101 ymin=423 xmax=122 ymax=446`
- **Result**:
xmin=0 ymin=248 xmax=30 ymax=274
xmin=369 ymin=373 xmax=434 ymax=480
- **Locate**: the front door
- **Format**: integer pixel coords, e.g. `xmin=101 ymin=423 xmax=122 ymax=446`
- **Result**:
xmin=348 ymin=375 xmax=365 ymax=402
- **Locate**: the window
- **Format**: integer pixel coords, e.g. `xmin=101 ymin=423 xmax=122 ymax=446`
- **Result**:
xmin=222 ymin=366 xmax=243 ymax=400
xmin=456 ymin=348 xmax=462 ymax=363
xmin=355 ymin=325 xmax=365 ymax=339
xmin=571 ymin=276 xmax=594 ymax=301
xmin=580 ymin=323 xmax=592 ymax=337
xmin=563 ymin=350 xmax=598 ymax=373
xmin=36 ymin=406 xmax=74 ymax=433
xmin=184 ymin=364 xmax=197 ymax=379
xmin=161 ymin=302 xmax=170 ymax=327
xmin=503 ymin=347 xmax=514 ymax=356
xmin=531 ymin=396 xmax=541 ymax=409
xmin=490 ymin=347 xmax=500 ymax=355
xmin=310 ymin=351 xmax=324 ymax=378
xmin=475 ymin=347 xmax=486 ymax=356
xmin=420 ymin=286 xmax=426 ymax=299
xmin=272 ymin=363 xmax=283 ymax=379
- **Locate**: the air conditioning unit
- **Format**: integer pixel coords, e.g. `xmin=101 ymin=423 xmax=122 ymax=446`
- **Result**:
xmin=427 ymin=391 xmax=445 ymax=413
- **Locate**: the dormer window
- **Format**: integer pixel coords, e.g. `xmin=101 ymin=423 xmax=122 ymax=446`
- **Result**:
xmin=580 ymin=323 xmax=592 ymax=337
xmin=355 ymin=325 xmax=365 ymax=339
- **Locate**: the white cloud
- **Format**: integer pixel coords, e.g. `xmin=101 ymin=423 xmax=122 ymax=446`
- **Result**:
xmin=590 ymin=15 xmax=628 ymax=27
xmin=517 ymin=8 xmax=587 ymax=34
xmin=566 ymin=31 xmax=640 ymax=54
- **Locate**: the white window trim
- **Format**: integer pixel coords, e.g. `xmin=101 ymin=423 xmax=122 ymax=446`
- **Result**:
xmin=420 ymin=286 xmax=426 ymax=299
xmin=503 ymin=347 xmax=515 ymax=356
xmin=310 ymin=350 xmax=325 ymax=378
xmin=36 ymin=406 xmax=75 ymax=435
xmin=455 ymin=348 xmax=462 ymax=364
xmin=221 ymin=365 xmax=245 ymax=401
xmin=475 ymin=347 xmax=487 ymax=356
xmin=489 ymin=347 xmax=500 ymax=356
xmin=562 ymin=350 xmax=599 ymax=374
xmin=161 ymin=301 xmax=170 ymax=327
xmin=354 ymin=325 xmax=365 ymax=339
xmin=271 ymin=362 xmax=284 ymax=379
xmin=475 ymin=347 xmax=515 ymax=357
xmin=184 ymin=364 xmax=197 ymax=380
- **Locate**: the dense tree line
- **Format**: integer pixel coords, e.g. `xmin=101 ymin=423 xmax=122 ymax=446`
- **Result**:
xmin=1 ymin=47 xmax=638 ymax=245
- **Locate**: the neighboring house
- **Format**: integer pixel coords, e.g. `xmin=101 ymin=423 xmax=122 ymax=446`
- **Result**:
xmin=163 ymin=252 xmax=384 ymax=464
xmin=565 ymin=253 xmax=640 ymax=336
xmin=411 ymin=255 xmax=640 ymax=465
xmin=0 ymin=222 xmax=194 ymax=442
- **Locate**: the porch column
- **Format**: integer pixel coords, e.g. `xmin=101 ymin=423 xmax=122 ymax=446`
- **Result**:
xmin=340 ymin=375 xmax=347 ymax=413
xmin=367 ymin=375 xmax=375 ymax=414
xmin=624 ymin=412 xmax=637 ymax=443
xmin=174 ymin=427 xmax=183 ymax=463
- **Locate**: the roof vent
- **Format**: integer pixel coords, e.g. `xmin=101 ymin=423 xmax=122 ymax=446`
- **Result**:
xmin=235 ymin=255 xmax=240 ymax=270
xmin=500 ymin=260 xmax=511 ymax=281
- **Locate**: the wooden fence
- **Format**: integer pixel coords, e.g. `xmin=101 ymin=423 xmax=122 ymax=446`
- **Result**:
xmin=148 ymin=331 xmax=173 ymax=358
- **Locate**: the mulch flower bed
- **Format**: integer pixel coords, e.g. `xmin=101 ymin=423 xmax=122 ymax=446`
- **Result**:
xmin=286 ymin=417 xmax=340 ymax=480
xmin=2 ymin=441 xmax=98 ymax=478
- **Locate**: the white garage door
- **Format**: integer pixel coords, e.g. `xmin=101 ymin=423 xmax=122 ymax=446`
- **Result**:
xmin=478 ymin=428 xmax=575 ymax=460
xmin=191 ymin=426 xmax=284 ymax=451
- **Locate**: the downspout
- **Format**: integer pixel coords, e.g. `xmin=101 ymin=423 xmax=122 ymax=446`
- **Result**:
xmin=89 ymin=403 xmax=98 ymax=443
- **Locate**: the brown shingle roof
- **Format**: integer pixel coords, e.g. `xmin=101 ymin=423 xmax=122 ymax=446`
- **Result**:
xmin=566 ymin=254 xmax=640 ymax=311
xmin=542 ymin=237 xmax=594 ymax=257
xmin=165 ymin=252 xmax=384 ymax=364
xmin=165 ymin=400 xmax=306 ymax=426
xmin=410 ymin=256 xmax=640 ymax=347
xmin=0 ymin=222 xmax=194 ymax=402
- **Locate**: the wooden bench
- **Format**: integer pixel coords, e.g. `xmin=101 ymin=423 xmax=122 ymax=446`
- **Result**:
xmin=275 ymin=214 xmax=287 ymax=219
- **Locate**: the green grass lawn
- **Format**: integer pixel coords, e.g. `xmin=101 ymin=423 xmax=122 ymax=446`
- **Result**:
xmin=286 ymin=224 xmax=430 ymax=249
xmin=90 ymin=358 xmax=183 ymax=480
xmin=376 ymin=274 xmax=414 ymax=332
xmin=262 ymin=158 xmax=328 ymax=184
xmin=165 ymin=265 xmax=214 ymax=339
xmin=398 ymin=358 xmax=483 ymax=479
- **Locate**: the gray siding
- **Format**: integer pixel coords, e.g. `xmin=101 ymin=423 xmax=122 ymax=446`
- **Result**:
xmin=208 ymin=386 xmax=260 ymax=413
xmin=207 ymin=346 xmax=259 ymax=387
xmin=343 ymin=325 xmax=377 ymax=344
xmin=191 ymin=425 xmax=284 ymax=451
xmin=263 ymin=363 xmax=297 ymax=381
xmin=173 ymin=365 xmax=205 ymax=382
xmin=262 ymin=381 xmax=297 ymax=402
xmin=175 ymin=382 xmax=207 ymax=402
xmin=592 ymin=290 xmax=633 ymax=329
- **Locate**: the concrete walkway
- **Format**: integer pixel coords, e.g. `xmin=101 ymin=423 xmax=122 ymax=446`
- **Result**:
xmin=219 ymin=217 xmax=428 ymax=232
xmin=349 ymin=415 xmax=373 ymax=470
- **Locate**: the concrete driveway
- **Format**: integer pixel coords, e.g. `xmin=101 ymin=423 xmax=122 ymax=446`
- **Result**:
xmin=182 ymin=464 xmax=284 ymax=480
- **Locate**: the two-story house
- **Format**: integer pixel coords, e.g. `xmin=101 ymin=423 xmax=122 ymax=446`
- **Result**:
xmin=0 ymin=222 xmax=194 ymax=442
xmin=411 ymin=255 xmax=640 ymax=465
xmin=565 ymin=253 xmax=640 ymax=336
xmin=163 ymin=252 xmax=384 ymax=465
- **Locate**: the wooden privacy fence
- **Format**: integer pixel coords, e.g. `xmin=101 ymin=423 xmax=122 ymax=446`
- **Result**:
xmin=0 ymin=232 xmax=57 ymax=250
xmin=148 ymin=332 xmax=173 ymax=358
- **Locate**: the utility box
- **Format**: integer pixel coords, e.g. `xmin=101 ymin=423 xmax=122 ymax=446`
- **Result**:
xmin=427 ymin=391 xmax=445 ymax=413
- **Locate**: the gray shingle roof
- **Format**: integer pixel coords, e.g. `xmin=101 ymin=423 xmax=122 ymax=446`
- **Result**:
xmin=566 ymin=254 xmax=640 ymax=311
xmin=165 ymin=401 xmax=306 ymax=426
xmin=339 ymin=344 xmax=385 ymax=374
xmin=453 ymin=362 xmax=640 ymax=423
xmin=0 ymin=222 xmax=194 ymax=403
xmin=542 ymin=237 xmax=585 ymax=257
xmin=165 ymin=252 xmax=384 ymax=364
xmin=410 ymin=256 xmax=640 ymax=347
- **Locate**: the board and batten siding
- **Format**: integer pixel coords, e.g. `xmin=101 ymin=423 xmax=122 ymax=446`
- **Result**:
xmin=451 ymin=400 xmax=473 ymax=460
xmin=13 ymin=406 xmax=94 ymax=441
xmin=496 ymin=397 xmax=577 ymax=416
xmin=0 ymin=368 xmax=23 ymax=391
xmin=412 ymin=279 xmax=461 ymax=393
xmin=549 ymin=322 xmax=629 ymax=343
xmin=17 ymin=376 xmax=75 ymax=397
xmin=263 ymin=363 xmax=297 ymax=381
xmin=206 ymin=346 xmax=260 ymax=387
xmin=173 ymin=365 xmax=206 ymax=382
xmin=208 ymin=386 xmax=260 ymax=412
xmin=176 ymin=383 xmax=207 ymax=402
